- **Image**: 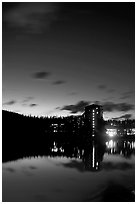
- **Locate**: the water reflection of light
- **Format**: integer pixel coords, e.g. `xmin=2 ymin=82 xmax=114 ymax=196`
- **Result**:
xmin=106 ymin=140 xmax=116 ymax=148
xmin=92 ymin=145 xmax=95 ymax=168
xmin=52 ymin=148 xmax=58 ymax=152
xmin=132 ymin=142 xmax=135 ymax=148
xmin=52 ymin=142 xmax=58 ymax=152
xmin=59 ymin=147 xmax=64 ymax=153
xmin=124 ymin=141 xmax=126 ymax=148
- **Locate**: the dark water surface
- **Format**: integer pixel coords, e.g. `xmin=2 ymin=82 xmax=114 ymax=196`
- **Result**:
xmin=3 ymin=140 xmax=135 ymax=202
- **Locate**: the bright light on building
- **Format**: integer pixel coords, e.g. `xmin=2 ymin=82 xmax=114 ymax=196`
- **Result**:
xmin=127 ymin=128 xmax=135 ymax=135
xmin=106 ymin=129 xmax=117 ymax=137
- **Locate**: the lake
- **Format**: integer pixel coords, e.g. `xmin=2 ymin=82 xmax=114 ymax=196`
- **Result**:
xmin=2 ymin=139 xmax=135 ymax=202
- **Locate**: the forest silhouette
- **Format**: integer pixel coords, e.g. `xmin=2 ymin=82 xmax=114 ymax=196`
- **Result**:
xmin=2 ymin=110 xmax=86 ymax=162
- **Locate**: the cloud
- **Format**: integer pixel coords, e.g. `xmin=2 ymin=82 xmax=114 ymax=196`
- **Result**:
xmin=60 ymin=100 xmax=91 ymax=114
xmin=69 ymin=92 xmax=77 ymax=96
xmin=22 ymin=102 xmax=37 ymax=107
xmin=32 ymin=71 xmax=50 ymax=79
xmin=103 ymin=97 xmax=114 ymax=101
xmin=103 ymin=161 xmax=133 ymax=170
xmin=3 ymin=3 xmax=60 ymax=34
xmin=55 ymin=106 xmax=60 ymax=110
xmin=22 ymin=96 xmax=34 ymax=103
xmin=52 ymin=80 xmax=66 ymax=85
xmin=3 ymin=100 xmax=16 ymax=105
xmin=103 ymin=102 xmax=134 ymax=112
xmin=29 ymin=166 xmax=37 ymax=170
xmin=107 ymin=89 xmax=115 ymax=93
xmin=97 ymin=85 xmax=115 ymax=93
xmin=30 ymin=103 xmax=37 ymax=107
xmin=58 ymin=160 xmax=133 ymax=173
xmin=98 ymin=84 xmax=107 ymax=90
xmin=112 ymin=114 xmax=132 ymax=120
xmin=120 ymin=91 xmax=134 ymax=100
xmin=4 ymin=167 xmax=15 ymax=173
xmin=60 ymin=101 xmax=134 ymax=115
xmin=120 ymin=95 xmax=130 ymax=100
xmin=58 ymin=160 xmax=84 ymax=172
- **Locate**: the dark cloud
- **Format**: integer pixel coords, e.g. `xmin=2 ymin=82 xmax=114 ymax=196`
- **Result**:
xmin=3 ymin=3 xmax=60 ymax=34
xmin=103 ymin=96 xmax=114 ymax=101
xmin=52 ymin=80 xmax=66 ymax=85
xmin=120 ymin=91 xmax=134 ymax=100
xmin=112 ymin=114 xmax=132 ymax=120
xmin=3 ymin=100 xmax=16 ymax=105
xmin=103 ymin=161 xmax=133 ymax=170
xmin=55 ymin=106 xmax=60 ymax=110
xmin=32 ymin=71 xmax=50 ymax=79
xmin=69 ymin=92 xmax=77 ymax=96
xmin=60 ymin=101 xmax=134 ymax=114
xmin=98 ymin=84 xmax=107 ymax=90
xmin=58 ymin=160 xmax=133 ymax=174
xmin=107 ymin=89 xmax=115 ymax=93
xmin=22 ymin=96 xmax=34 ymax=103
xmin=58 ymin=160 xmax=84 ymax=172
xmin=97 ymin=85 xmax=115 ymax=93
xmin=103 ymin=102 xmax=134 ymax=112
xmin=60 ymin=100 xmax=91 ymax=114
xmin=29 ymin=166 xmax=37 ymax=170
xmin=120 ymin=95 xmax=130 ymax=100
xmin=93 ymin=100 xmax=101 ymax=105
xmin=4 ymin=167 xmax=15 ymax=173
xmin=30 ymin=103 xmax=37 ymax=107
xmin=123 ymin=91 xmax=134 ymax=95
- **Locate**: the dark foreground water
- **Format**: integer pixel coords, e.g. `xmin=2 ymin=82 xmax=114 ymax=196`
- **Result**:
xmin=3 ymin=140 xmax=135 ymax=202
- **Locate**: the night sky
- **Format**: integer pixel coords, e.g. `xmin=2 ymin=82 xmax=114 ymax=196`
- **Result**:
xmin=2 ymin=2 xmax=135 ymax=120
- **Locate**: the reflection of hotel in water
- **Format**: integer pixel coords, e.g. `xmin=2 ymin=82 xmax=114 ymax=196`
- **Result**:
xmin=106 ymin=139 xmax=135 ymax=156
xmin=83 ymin=141 xmax=104 ymax=171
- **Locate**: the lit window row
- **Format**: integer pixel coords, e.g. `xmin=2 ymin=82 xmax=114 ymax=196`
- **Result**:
xmin=92 ymin=110 xmax=96 ymax=137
